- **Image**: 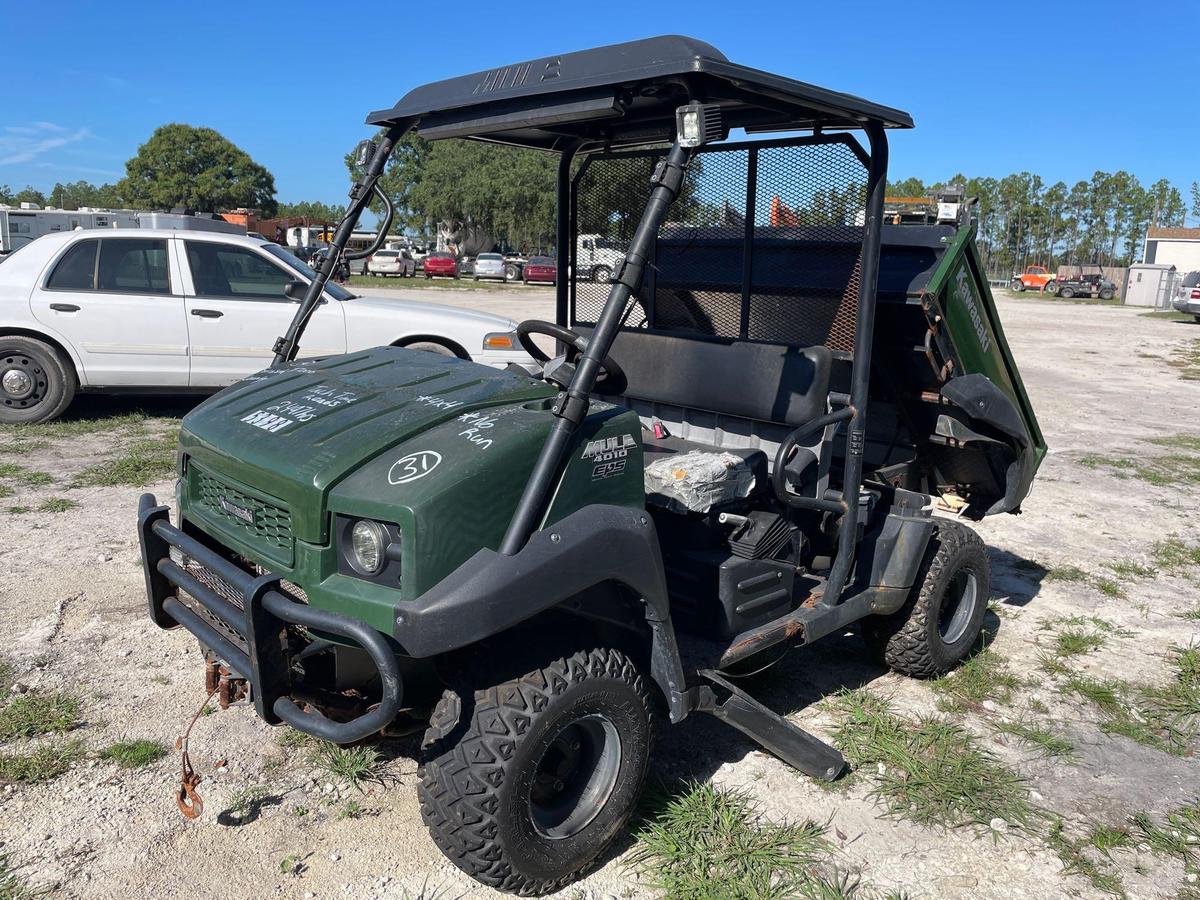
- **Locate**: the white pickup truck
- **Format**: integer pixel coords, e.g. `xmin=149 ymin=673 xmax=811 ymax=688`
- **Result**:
xmin=575 ymin=234 xmax=626 ymax=283
xmin=0 ymin=230 xmax=533 ymax=423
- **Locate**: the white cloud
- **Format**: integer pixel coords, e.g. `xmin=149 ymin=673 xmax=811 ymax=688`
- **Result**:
xmin=0 ymin=122 xmax=92 ymax=166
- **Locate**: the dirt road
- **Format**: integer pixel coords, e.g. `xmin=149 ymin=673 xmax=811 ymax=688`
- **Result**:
xmin=0 ymin=294 xmax=1197 ymax=899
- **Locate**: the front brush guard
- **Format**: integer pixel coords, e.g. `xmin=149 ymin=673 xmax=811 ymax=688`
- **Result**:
xmin=137 ymin=494 xmax=402 ymax=743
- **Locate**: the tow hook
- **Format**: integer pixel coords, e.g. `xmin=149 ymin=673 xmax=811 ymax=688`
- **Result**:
xmin=205 ymin=659 xmax=249 ymax=710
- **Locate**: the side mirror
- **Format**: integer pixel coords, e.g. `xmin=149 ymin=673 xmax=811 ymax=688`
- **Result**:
xmin=355 ymin=139 xmax=377 ymax=168
xmin=285 ymin=280 xmax=307 ymax=302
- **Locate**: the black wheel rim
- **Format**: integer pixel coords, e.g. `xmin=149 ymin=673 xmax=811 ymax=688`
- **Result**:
xmin=1 ymin=354 xmax=48 ymax=411
xmin=938 ymin=569 xmax=979 ymax=644
xmin=529 ymin=713 xmax=622 ymax=840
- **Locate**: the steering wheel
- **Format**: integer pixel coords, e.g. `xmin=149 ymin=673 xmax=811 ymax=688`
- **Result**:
xmin=516 ymin=320 xmax=627 ymax=395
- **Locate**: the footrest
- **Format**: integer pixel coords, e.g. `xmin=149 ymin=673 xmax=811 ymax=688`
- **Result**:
xmin=695 ymin=668 xmax=844 ymax=781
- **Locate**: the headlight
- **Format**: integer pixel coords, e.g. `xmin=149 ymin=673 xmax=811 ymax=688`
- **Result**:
xmin=349 ymin=519 xmax=387 ymax=575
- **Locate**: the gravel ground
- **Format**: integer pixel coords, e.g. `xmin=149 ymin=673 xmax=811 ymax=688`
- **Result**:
xmin=0 ymin=292 xmax=1197 ymax=899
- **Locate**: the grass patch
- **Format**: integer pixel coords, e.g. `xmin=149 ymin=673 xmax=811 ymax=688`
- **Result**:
xmin=1130 ymin=799 xmax=1200 ymax=860
xmin=0 ymin=658 xmax=12 ymax=695
xmin=995 ymin=722 xmax=1077 ymax=760
xmin=0 ymin=851 xmax=37 ymax=900
xmin=0 ymin=691 xmax=81 ymax=740
xmin=1139 ymin=310 xmax=1197 ymax=322
xmin=1106 ymin=559 xmax=1156 ymax=578
xmin=38 ymin=497 xmax=78 ymax=513
xmin=628 ymin=781 xmax=834 ymax=899
xmin=1055 ymin=627 xmax=1108 ymax=658
xmin=0 ymin=411 xmax=150 ymax=440
xmin=931 ymin=649 xmax=1021 ymax=711
xmin=0 ymin=463 xmax=54 ymax=494
xmin=1046 ymin=564 xmax=1090 ymax=583
xmin=276 ymin=727 xmax=313 ymax=749
xmin=307 ymin=741 xmax=385 ymax=789
xmin=338 ymin=799 xmax=366 ymax=820
xmin=0 ymin=739 xmax=84 ymax=784
xmin=72 ymin=431 xmax=178 ymax=487
xmin=6 ymin=506 xmax=31 ymax=515
xmin=1167 ymin=338 xmax=1200 ymax=380
xmin=99 ymin=739 xmax=168 ymax=769
xmin=1152 ymin=538 xmax=1200 ymax=571
xmin=1047 ymin=819 xmax=1125 ymax=896
xmin=1092 ymin=577 xmax=1124 ymax=598
xmin=829 ymin=690 xmax=1040 ymax=831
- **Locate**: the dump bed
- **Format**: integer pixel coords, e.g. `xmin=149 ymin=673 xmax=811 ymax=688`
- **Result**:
xmin=569 ymin=139 xmax=1044 ymax=516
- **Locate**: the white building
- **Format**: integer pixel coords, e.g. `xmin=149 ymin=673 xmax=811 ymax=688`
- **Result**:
xmin=1143 ymin=226 xmax=1200 ymax=274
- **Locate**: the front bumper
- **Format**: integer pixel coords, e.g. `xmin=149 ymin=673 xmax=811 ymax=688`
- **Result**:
xmin=137 ymin=494 xmax=402 ymax=743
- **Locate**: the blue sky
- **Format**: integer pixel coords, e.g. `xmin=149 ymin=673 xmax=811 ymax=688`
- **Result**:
xmin=3 ymin=0 xmax=1197 ymax=212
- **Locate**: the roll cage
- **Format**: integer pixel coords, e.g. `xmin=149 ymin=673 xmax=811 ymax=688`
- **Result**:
xmin=275 ymin=34 xmax=912 ymax=611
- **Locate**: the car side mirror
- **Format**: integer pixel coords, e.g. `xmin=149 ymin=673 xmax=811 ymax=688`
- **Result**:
xmin=285 ymin=280 xmax=307 ymax=302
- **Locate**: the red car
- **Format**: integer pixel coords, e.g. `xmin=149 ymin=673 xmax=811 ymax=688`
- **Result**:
xmin=423 ymin=251 xmax=458 ymax=279
xmin=522 ymin=255 xmax=557 ymax=285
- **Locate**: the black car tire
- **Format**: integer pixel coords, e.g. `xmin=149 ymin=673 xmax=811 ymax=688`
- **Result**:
xmin=594 ymin=266 xmax=613 ymax=284
xmin=1061 ymin=286 xmax=1075 ymax=299
xmin=862 ymin=519 xmax=990 ymax=678
xmin=1045 ymin=280 xmax=1057 ymax=295
xmin=1010 ymin=279 xmax=1024 ymax=292
xmin=1099 ymin=289 xmax=1114 ymax=300
xmin=419 ymin=645 xmax=654 ymax=895
xmin=0 ymin=337 xmax=76 ymax=425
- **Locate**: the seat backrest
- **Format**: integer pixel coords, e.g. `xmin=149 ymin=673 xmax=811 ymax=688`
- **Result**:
xmin=601 ymin=329 xmax=831 ymax=427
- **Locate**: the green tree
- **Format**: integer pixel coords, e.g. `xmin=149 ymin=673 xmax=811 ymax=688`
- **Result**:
xmin=119 ymin=124 xmax=277 ymax=216
xmin=276 ymin=200 xmax=346 ymax=222
xmin=887 ymin=177 xmax=927 ymax=197
xmin=48 ymin=180 xmax=125 ymax=210
xmin=1190 ymin=181 xmax=1199 ymax=224
xmin=8 ymin=186 xmax=47 ymax=207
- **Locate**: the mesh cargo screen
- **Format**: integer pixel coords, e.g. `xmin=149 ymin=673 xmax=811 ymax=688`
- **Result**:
xmin=571 ymin=138 xmax=868 ymax=352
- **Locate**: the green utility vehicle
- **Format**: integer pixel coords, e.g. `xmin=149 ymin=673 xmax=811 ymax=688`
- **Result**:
xmin=138 ymin=36 xmax=1045 ymax=894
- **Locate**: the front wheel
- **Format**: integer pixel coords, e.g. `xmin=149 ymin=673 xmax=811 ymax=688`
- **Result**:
xmin=1010 ymin=279 xmax=1024 ymax=292
xmin=594 ymin=266 xmax=613 ymax=284
xmin=861 ymin=519 xmax=990 ymax=678
xmin=0 ymin=337 xmax=76 ymax=425
xmin=419 ymin=645 xmax=654 ymax=894
xmin=1060 ymin=286 xmax=1075 ymax=299
xmin=1044 ymin=280 xmax=1058 ymax=296
xmin=1099 ymin=288 xmax=1114 ymax=300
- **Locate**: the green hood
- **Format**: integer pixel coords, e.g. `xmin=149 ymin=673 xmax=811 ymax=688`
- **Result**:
xmin=179 ymin=348 xmax=554 ymax=544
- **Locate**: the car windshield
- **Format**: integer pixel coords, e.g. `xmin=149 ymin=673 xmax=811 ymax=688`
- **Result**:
xmin=262 ymin=243 xmax=354 ymax=300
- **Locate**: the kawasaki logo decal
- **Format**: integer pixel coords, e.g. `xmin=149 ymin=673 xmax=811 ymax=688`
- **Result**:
xmin=955 ymin=268 xmax=992 ymax=353
xmin=388 ymin=450 xmax=442 ymax=485
xmin=218 ymin=496 xmax=256 ymax=526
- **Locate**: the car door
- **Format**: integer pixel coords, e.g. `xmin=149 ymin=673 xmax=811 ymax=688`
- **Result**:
xmin=32 ymin=235 xmax=190 ymax=386
xmin=180 ymin=239 xmax=347 ymax=387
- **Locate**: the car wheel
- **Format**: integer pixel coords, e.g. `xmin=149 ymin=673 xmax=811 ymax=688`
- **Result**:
xmin=1044 ymin=280 xmax=1057 ymax=295
xmin=862 ymin=519 xmax=989 ymax=678
xmin=1099 ymin=289 xmax=1114 ymax=301
xmin=425 ymin=274 xmax=432 ymax=280
xmin=402 ymin=341 xmax=458 ymax=358
xmin=0 ymin=337 xmax=76 ymax=425
xmin=419 ymin=644 xmax=653 ymax=894
xmin=504 ymin=263 xmax=520 ymax=282
xmin=594 ymin=266 xmax=613 ymax=284
xmin=1061 ymin=286 xmax=1075 ymax=299
xmin=1010 ymin=279 xmax=1024 ymax=292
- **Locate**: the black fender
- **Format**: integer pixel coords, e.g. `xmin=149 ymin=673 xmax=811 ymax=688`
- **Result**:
xmin=393 ymin=504 xmax=691 ymax=721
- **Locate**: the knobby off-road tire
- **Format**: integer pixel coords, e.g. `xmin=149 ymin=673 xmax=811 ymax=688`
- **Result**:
xmin=862 ymin=519 xmax=990 ymax=678
xmin=0 ymin=336 xmax=75 ymax=425
xmin=418 ymin=646 xmax=654 ymax=895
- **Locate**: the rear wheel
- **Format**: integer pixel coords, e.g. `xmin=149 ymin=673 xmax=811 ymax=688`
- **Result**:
xmin=1061 ymin=286 xmax=1075 ymax=299
xmin=1044 ymin=280 xmax=1058 ymax=295
xmin=862 ymin=519 xmax=989 ymax=678
xmin=1099 ymin=288 xmax=1114 ymax=300
xmin=594 ymin=266 xmax=612 ymax=284
xmin=505 ymin=263 xmax=521 ymax=282
xmin=418 ymin=645 xmax=654 ymax=895
xmin=0 ymin=337 xmax=75 ymax=425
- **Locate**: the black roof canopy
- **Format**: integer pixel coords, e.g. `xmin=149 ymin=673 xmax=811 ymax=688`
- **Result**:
xmin=366 ymin=35 xmax=913 ymax=152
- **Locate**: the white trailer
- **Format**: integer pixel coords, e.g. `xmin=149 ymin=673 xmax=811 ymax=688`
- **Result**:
xmin=0 ymin=205 xmax=140 ymax=257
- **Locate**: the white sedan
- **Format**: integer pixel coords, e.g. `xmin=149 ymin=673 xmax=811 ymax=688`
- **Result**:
xmin=0 ymin=229 xmax=534 ymax=423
